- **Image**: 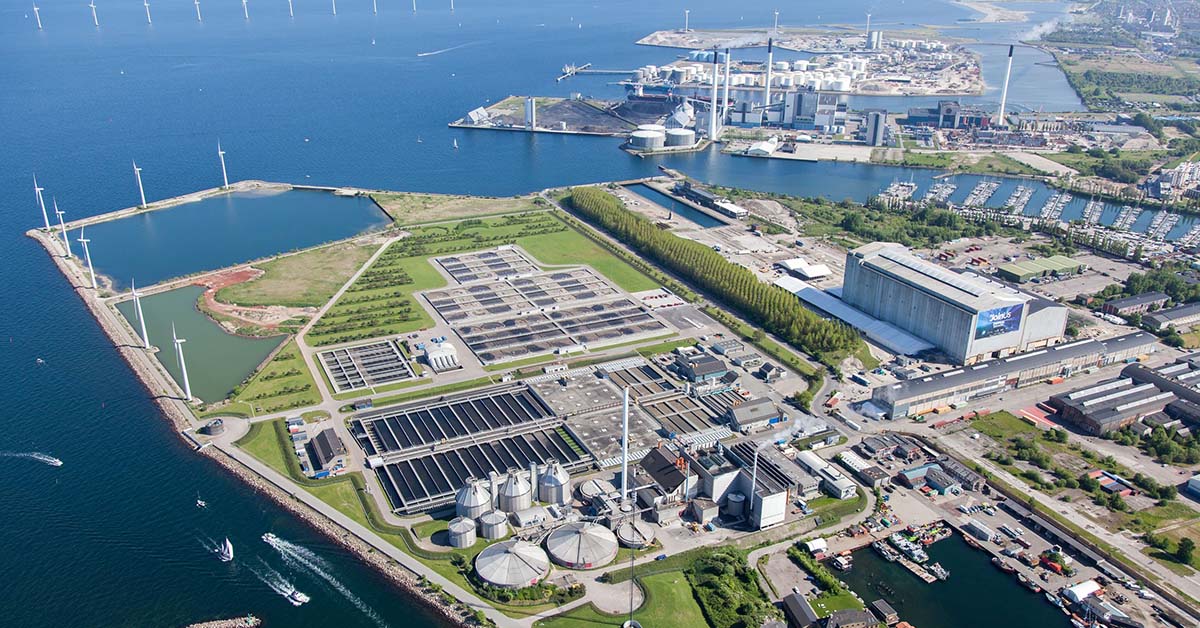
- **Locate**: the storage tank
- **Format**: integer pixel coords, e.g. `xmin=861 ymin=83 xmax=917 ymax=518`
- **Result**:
xmin=538 ymin=459 xmax=572 ymax=505
xmin=773 ymin=61 xmax=790 ymax=71
xmin=498 ymin=470 xmax=532 ymax=513
xmin=474 ymin=540 xmax=550 ymax=589
xmin=578 ymin=478 xmax=616 ymax=503
xmin=629 ymin=130 xmax=666 ymax=150
xmin=448 ymin=516 xmax=477 ymax=548
xmin=456 ymin=479 xmax=492 ymax=520
xmin=636 ymin=124 xmax=667 ymax=133
xmin=722 ymin=492 xmax=746 ymax=518
xmin=615 ymin=519 xmax=657 ymax=549
xmin=665 ymin=128 xmax=696 ymax=147
xmin=545 ymin=522 xmax=619 ymax=569
xmin=794 ymin=60 xmax=809 ymax=71
xmin=478 ymin=510 xmax=509 ymax=540
xmin=830 ymin=76 xmax=852 ymax=92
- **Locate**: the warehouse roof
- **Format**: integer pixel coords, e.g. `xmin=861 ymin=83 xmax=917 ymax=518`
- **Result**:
xmin=1145 ymin=302 xmax=1200 ymax=328
xmin=850 ymin=242 xmax=1027 ymax=314
xmin=728 ymin=397 xmax=781 ymax=427
xmin=1106 ymin=292 xmax=1169 ymax=310
xmin=640 ymin=446 xmax=687 ymax=492
xmin=774 ymin=276 xmax=935 ymax=356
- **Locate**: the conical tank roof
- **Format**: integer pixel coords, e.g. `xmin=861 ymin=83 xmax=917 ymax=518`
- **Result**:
xmin=539 ymin=460 xmax=569 ymax=488
xmin=501 ymin=470 xmax=531 ymax=496
xmin=456 ymin=480 xmax=491 ymax=507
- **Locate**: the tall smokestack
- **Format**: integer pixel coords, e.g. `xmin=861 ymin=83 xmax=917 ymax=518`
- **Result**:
xmin=710 ymin=51 xmax=721 ymax=139
xmin=619 ymin=388 xmax=630 ymax=501
xmin=996 ymin=45 xmax=1014 ymax=127
xmin=763 ymin=38 xmax=773 ymax=126
xmin=722 ymin=48 xmax=732 ymax=120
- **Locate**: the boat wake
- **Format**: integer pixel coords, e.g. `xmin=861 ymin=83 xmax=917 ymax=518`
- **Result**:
xmin=0 ymin=451 xmax=63 ymax=466
xmin=249 ymin=559 xmax=309 ymax=606
xmin=263 ymin=534 xmax=387 ymax=626
xmin=416 ymin=41 xmax=481 ymax=57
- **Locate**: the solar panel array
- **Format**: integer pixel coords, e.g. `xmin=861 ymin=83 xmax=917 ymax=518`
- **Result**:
xmin=319 ymin=340 xmax=415 ymax=394
xmin=436 ymin=248 xmax=539 ymax=283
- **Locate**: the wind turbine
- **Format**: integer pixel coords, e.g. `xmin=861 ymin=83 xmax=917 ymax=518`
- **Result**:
xmin=331 ymin=0 xmax=337 ymax=15
xmin=194 ymin=0 xmax=202 ymax=22
xmin=287 ymin=0 xmax=293 ymax=17
xmin=242 ymin=0 xmax=249 ymax=20
xmin=171 ymin=323 xmax=193 ymax=402
xmin=411 ymin=0 xmax=416 ymax=12
xmin=217 ymin=141 xmax=229 ymax=189
xmin=449 ymin=0 xmax=453 ymax=11
xmin=131 ymin=279 xmax=150 ymax=349
xmin=90 ymin=1 xmax=99 ymax=27
xmin=78 ymin=226 xmax=97 ymax=290
xmin=32 ymin=3 xmax=42 ymax=30
xmin=143 ymin=0 xmax=152 ymax=25
xmin=34 ymin=175 xmax=49 ymax=230
xmin=132 ymin=160 xmax=147 ymax=208
xmin=54 ymin=199 xmax=72 ymax=258
xmin=373 ymin=0 xmax=377 ymax=14
xmin=773 ymin=9 xmax=779 ymax=33
xmin=683 ymin=9 xmax=689 ymax=32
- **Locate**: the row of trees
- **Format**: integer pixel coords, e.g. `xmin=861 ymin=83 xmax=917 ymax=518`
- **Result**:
xmin=566 ymin=187 xmax=860 ymax=358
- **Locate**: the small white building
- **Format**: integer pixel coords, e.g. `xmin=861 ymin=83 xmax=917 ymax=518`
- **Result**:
xmin=777 ymin=257 xmax=832 ymax=280
xmin=425 ymin=341 xmax=461 ymax=372
xmin=746 ymin=136 xmax=780 ymax=156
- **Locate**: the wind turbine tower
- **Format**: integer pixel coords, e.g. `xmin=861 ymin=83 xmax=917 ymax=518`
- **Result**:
xmin=683 ymin=9 xmax=689 ymax=32
xmin=32 ymin=4 xmax=42 ymax=30
xmin=411 ymin=0 xmax=416 ymax=12
xmin=217 ymin=142 xmax=229 ymax=189
xmin=132 ymin=161 xmax=147 ymax=208
xmin=54 ymin=200 xmax=72 ymax=258
xmin=287 ymin=0 xmax=293 ymax=17
xmin=194 ymin=0 xmax=202 ymax=22
xmin=373 ymin=0 xmax=378 ymax=14
xmin=242 ymin=0 xmax=249 ymax=20
xmin=171 ymin=323 xmax=193 ymax=402
xmin=449 ymin=0 xmax=453 ymax=11
xmin=143 ymin=0 xmax=152 ymax=25
xmin=90 ymin=1 xmax=99 ymax=27
xmin=332 ymin=0 xmax=337 ymax=15
xmin=34 ymin=175 xmax=49 ymax=230
xmin=132 ymin=279 xmax=150 ymax=349
xmin=996 ymin=45 xmax=1014 ymax=127
xmin=78 ymin=226 xmax=97 ymax=290
xmin=722 ymin=48 xmax=731 ymax=120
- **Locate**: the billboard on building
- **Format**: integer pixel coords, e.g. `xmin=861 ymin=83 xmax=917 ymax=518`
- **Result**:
xmin=975 ymin=304 xmax=1023 ymax=340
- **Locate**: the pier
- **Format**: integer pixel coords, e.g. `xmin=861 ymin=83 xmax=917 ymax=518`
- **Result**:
xmin=897 ymin=555 xmax=938 ymax=583
xmin=556 ymin=62 xmax=592 ymax=81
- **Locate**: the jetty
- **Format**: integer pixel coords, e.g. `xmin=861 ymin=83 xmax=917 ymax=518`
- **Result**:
xmin=897 ymin=555 xmax=938 ymax=584
xmin=184 ymin=616 xmax=260 ymax=628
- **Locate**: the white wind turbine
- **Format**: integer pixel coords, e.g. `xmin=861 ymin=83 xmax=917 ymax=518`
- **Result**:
xmin=172 ymin=322 xmax=193 ymax=402
xmin=78 ymin=226 xmax=97 ymax=290
xmin=34 ymin=175 xmax=49 ymax=229
xmin=90 ymin=1 xmax=99 ymax=27
xmin=32 ymin=3 xmax=43 ymax=30
xmin=131 ymin=279 xmax=150 ymax=349
xmin=218 ymin=141 xmax=229 ymax=189
xmin=143 ymin=0 xmax=152 ymax=24
xmin=132 ymin=160 xmax=147 ymax=208
xmin=194 ymin=0 xmax=202 ymax=21
xmin=54 ymin=199 xmax=72 ymax=258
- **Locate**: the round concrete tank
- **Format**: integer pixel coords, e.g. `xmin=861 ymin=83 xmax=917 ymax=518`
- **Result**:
xmin=474 ymin=540 xmax=550 ymax=589
xmin=665 ymin=128 xmax=696 ymax=147
xmin=722 ymin=492 xmax=746 ymax=518
xmin=538 ymin=459 xmax=571 ymax=505
xmin=478 ymin=510 xmax=509 ymax=540
xmin=498 ymin=470 xmax=532 ymax=513
xmin=448 ymin=516 xmax=477 ymax=549
xmin=629 ymin=130 xmax=666 ymax=150
xmin=636 ymin=124 xmax=667 ymax=133
xmin=615 ymin=519 xmax=657 ymax=549
xmin=578 ymin=478 xmax=616 ymax=503
xmin=545 ymin=522 xmax=619 ymax=570
xmin=456 ymin=480 xmax=492 ymax=520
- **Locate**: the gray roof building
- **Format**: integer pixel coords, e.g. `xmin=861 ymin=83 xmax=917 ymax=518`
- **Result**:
xmin=308 ymin=428 xmax=346 ymax=471
xmin=1145 ymin=301 xmax=1200 ymax=331
xmin=782 ymin=592 xmax=820 ymax=628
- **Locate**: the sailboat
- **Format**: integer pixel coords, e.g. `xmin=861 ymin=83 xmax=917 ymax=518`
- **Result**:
xmin=216 ymin=537 xmax=234 ymax=562
xmin=196 ymin=492 xmax=207 ymax=509
xmin=452 ymin=138 xmax=459 ymax=150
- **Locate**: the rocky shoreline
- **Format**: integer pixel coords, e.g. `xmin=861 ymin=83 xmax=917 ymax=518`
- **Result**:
xmin=28 ymin=228 xmax=479 ymax=628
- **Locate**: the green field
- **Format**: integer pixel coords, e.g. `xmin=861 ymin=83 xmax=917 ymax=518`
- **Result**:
xmin=372 ymin=191 xmax=547 ymax=223
xmin=216 ymin=241 xmax=379 ymax=308
xmin=874 ymin=150 xmax=1042 ymax=176
xmin=207 ymin=340 xmax=321 ymax=416
xmin=306 ymin=253 xmax=448 ymax=346
xmin=234 ymin=420 xmax=293 ymax=475
xmin=535 ymin=571 xmax=707 ymax=628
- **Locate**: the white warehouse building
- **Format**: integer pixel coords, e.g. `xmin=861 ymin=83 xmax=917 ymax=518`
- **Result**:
xmin=841 ymin=243 xmax=1067 ymax=364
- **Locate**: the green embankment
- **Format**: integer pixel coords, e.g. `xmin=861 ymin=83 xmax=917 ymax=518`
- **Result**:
xmin=216 ymin=240 xmax=378 ymax=308
xmin=535 ymin=571 xmax=707 ymax=628
xmin=203 ymin=340 xmax=321 ymax=417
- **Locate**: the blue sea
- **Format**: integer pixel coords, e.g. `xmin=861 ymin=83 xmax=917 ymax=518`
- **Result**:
xmin=0 ymin=0 xmax=1084 ymax=625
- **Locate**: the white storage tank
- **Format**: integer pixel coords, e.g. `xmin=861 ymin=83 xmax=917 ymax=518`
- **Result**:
xmin=456 ymin=480 xmax=492 ymax=520
xmin=545 ymin=522 xmax=619 ymax=569
xmin=498 ymin=470 xmax=533 ymax=513
xmin=615 ymin=519 xmax=657 ymax=549
xmin=538 ymin=459 xmax=572 ymax=505
xmin=665 ymin=128 xmax=696 ymax=147
xmin=474 ymin=540 xmax=550 ymax=589
xmin=578 ymin=478 xmax=616 ymax=503
xmin=722 ymin=492 xmax=746 ymax=518
xmin=636 ymin=124 xmax=667 ymax=133
xmin=629 ymin=130 xmax=666 ymax=150
xmin=478 ymin=510 xmax=509 ymax=540
xmin=448 ymin=516 xmax=477 ymax=548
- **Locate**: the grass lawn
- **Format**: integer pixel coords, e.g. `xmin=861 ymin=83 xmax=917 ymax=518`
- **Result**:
xmin=535 ymin=571 xmax=706 ymax=628
xmin=413 ymin=517 xmax=450 ymax=539
xmin=372 ymin=192 xmax=546 ymax=223
xmin=875 ymin=151 xmax=1041 ymax=176
xmin=518 ymin=225 xmax=659 ymax=293
xmin=216 ymin=240 xmax=378 ymax=308
xmin=234 ymin=421 xmax=292 ymax=476
xmin=221 ymin=340 xmax=322 ymax=415
xmin=306 ymin=253 xmax=448 ymax=346
xmin=809 ymin=592 xmax=864 ymax=617
xmin=971 ymin=411 xmax=1040 ymax=440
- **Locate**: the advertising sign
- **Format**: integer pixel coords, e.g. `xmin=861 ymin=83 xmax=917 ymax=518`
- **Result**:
xmin=975 ymin=304 xmax=1023 ymax=340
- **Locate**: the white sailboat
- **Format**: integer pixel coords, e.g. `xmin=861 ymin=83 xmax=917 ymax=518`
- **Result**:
xmin=196 ymin=492 xmax=207 ymax=509
xmin=217 ymin=537 xmax=234 ymax=562
xmin=452 ymin=138 xmax=458 ymax=150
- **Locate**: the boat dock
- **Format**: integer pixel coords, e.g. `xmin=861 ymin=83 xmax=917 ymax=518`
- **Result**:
xmin=556 ymin=63 xmax=592 ymax=81
xmin=897 ymin=555 xmax=938 ymax=583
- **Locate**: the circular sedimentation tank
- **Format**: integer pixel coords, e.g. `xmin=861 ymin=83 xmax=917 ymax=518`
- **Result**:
xmin=474 ymin=540 xmax=550 ymax=589
xmin=615 ymin=519 xmax=656 ymax=549
xmin=447 ymin=516 xmax=477 ymax=548
xmin=578 ymin=478 xmax=616 ymax=503
xmin=545 ymin=521 xmax=619 ymax=569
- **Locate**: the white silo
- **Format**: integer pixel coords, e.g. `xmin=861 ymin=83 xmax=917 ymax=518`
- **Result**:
xmin=456 ymin=479 xmax=492 ymax=520
xmin=665 ymin=128 xmax=697 ymax=147
xmin=538 ymin=459 xmax=571 ymax=505
xmin=498 ymin=470 xmax=532 ymax=513
xmin=629 ymin=130 xmax=666 ymax=150
xmin=478 ymin=510 xmax=509 ymax=540
xmin=448 ymin=516 xmax=477 ymax=548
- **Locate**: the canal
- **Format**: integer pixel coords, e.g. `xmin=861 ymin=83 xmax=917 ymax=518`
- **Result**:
xmin=839 ymin=534 xmax=1071 ymax=628
xmin=624 ymin=183 xmax=727 ymax=228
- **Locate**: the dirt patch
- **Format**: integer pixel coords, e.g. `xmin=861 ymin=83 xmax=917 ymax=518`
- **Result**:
xmin=195 ymin=268 xmax=311 ymax=333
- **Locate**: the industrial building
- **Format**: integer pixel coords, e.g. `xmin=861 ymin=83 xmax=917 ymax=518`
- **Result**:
xmin=904 ymin=100 xmax=991 ymax=129
xmin=776 ymin=257 xmax=832 ymax=280
xmin=863 ymin=109 xmax=888 ymax=147
xmin=871 ymin=332 xmax=1159 ymax=418
xmin=774 ymin=275 xmax=935 ymax=357
xmin=424 ymin=341 xmax=461 ymax=372
xmin=1144 ymin=302 xmax=1200 ymax=332
xmin=1050 ymin=357 xmax=1200 ymax=434
xmin=795 ymin=450 xmax=858 ymax=500
xmin=726 ymin=397 xmax=785 ymax=433
xmin=675 ymin=353 xmax=730 ymax=383
xmin=835 ymin=450 xmax=888 ymax=488
xmin=996 ymin=255 xmax=1085 ymax=284
xmin=306 ymin=428 xmax=346 ymax=475
xmin=1102 ymin=292 xmax=1169 ymax=316
xmin=474 ymin=540 xmax=550 ymax=589
xmin=842 ymin=243 xmax=1067 ymax=364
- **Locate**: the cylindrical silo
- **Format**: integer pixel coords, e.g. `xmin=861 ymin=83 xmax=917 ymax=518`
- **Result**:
xmin=498 ymin=470 xmax=532 ymax=513
xmin=578 ymin=478 xmax=616 ymax=504
xmin=722 ymin=492 xmax=746 ymax=518
xmin=615 ymin=519 xmax=657 ymax=549
xmin=478 ymin=510 xmax=509 ymax=540
xmin=629 ymin=130 xmax=666 ymax=150
xmin=456 ymin=480 xmax=492 ymax=520
xmin=665 ymin=128 xmax=696 ymax=147
xmin=448 ymin=516 xmax=477 ymax=548
xmin=538 ymin=459 xmax=571 ymax=505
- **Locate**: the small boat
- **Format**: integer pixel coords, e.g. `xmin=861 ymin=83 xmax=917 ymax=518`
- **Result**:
xmin=216 ymin=537 xmax=234 ymax=562
xmin=287 ymin=589 xmax=310 ymax=606
xmin=1070 ymin=618 xmax=1086 ymax=628
xmin=452 ymin=138 xmax=459 ymax=150
xmin=992 ymin=557 xmax=1015 ymax=573
xmin=36 ymin=357 xmax=45 ymax=365
xmin=416 ymin=136 xmax=423 ymax=143
xmin=196 ymin=498 xmax=207 ymax=509
xmin=928 ymin=562 xmax=949 ymax=580
xmin=1045 ymin=591 xmax=1063 ymax=607
xmin=262 ymin=532 xmax=278 ymax=544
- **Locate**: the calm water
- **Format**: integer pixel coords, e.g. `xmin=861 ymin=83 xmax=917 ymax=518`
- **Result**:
xmin=87 ymin=189 xmax=391 ymax=291
xmin=114 ymin=285 xmax=284 ymax=403
xmin=840 ymin=534 xmax=1071 ymax=628
xmin=625 ymin=182 xmax=725 ymax=228
xmin=1 ymin=0 xmax=1085 ymax=626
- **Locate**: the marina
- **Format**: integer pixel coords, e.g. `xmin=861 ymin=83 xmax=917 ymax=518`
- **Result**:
xmin=1081 ymin=198 xmax=1104 ymax=225
xmin=963 ymin=180 xmax=1001 ymax=207
xmin=1004 ymin=185 xmax=1034 ymax=215
xmin=924 ymin=182 xmax=957 ymax=204
xmin=1039 ymin=191 xmax=1072 ymax=221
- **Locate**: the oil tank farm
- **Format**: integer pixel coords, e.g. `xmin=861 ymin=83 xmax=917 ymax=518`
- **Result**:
xmin=544 ymin=522 xmax=619 ymax=569
xmin=448 ymin=516 xmax=477 ymax=548
xmin=665 ymin=128 xmax=696 ymax=147
xmin=629 ymin=129 xmax=666 ymax=150
xmin=475 ymin=540 xmax=551 ymax=589
xmin=351 ymin=383 xmax=593 ymax=514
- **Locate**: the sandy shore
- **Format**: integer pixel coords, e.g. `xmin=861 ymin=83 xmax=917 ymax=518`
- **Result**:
xmin=955 ymin=0 xmax=1030 ymax=23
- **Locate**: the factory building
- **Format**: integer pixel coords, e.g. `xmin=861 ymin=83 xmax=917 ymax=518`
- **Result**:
xmin=307 ymin=428 xmax=346 ymax=475
xmin=872 ymin=331 xmax=1159 ymax=418
xmin=675 ymin=353 xmax=729 ymax=383
xmin=1145 ymin=302 xmax=1200 ymax=332
xmin=996 ymin=256 xmax=1085 ymax=284
xmin=863 ymin=109 xmax=888 ymax=147
xmin=904 ymin=100 xmax=991 ymax=129
xmin=1048 ymin=378 xmax=1175 ymax=435
xmin=1102 ymin=292 xmax=1169 ymax=316
xmin=842 ymin=243 xmax=1067 ymax=364
xmin=726 ymin=397 xmax=785 ymax=433
xmin=836 ymin=450 xmax=888 ymax=489
xmin=795 ymin=450 xmax=858 ymax=499
xmin=424 ymin=341 xmax=461 ymax=372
